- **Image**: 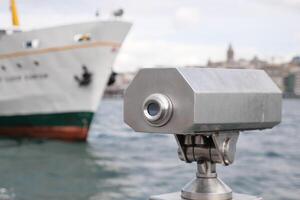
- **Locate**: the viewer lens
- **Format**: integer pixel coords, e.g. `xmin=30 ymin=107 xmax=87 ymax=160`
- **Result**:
xmin=147 ymin=102 xmax=160 ymax=116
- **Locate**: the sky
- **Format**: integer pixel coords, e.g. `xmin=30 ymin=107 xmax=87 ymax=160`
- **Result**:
xmin=0 ymin=0 xmax=300 ymax=72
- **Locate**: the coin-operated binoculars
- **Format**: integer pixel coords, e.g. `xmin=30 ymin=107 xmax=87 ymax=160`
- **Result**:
xmin=124 ymin=68 xmax=282 ymax=200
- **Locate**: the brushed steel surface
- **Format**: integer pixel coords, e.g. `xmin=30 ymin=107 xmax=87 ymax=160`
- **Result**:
xmin=181 ymin=177 xmax=232 ymax=200
xmin=124 ymin=68 xmax=282 ymax=134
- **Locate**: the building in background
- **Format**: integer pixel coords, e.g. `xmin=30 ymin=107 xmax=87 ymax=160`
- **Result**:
xmin=204 ymin=44 xmax=300 ymax=97
xmin=105 ymin=45 xmax=300 ymax=98
xmin=284 ymin=59 xmax=300 ymax=97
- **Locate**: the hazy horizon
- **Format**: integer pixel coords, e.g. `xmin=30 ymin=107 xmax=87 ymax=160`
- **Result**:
xmin=0 ymin=0 xmax=299 ymax=72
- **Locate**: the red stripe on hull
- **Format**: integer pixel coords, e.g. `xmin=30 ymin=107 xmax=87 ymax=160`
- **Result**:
xmin=0 ymin=126 xmax=88 ymax=141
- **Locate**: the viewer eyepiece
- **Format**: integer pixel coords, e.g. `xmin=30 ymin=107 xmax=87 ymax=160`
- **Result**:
xmin=142 ymin=93 xmax=173 ymax=127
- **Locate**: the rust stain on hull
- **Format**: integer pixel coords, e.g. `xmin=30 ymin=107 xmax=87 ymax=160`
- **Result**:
xmin=0 ymin=126 xmax=88 ymax=141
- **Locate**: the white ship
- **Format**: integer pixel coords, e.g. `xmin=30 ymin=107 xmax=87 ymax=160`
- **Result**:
xmin=0 ymin=0 xmax=131 ymax=140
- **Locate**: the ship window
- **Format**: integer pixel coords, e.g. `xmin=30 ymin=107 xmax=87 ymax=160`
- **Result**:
xmin=74 ymin=33 xmax=91 ymax=42
xmin=23 ymin=39 xmax=40 ymax=49
xmin=34 ymin=60 xmax=40 ymax=66
xmin=16 ymin=63 xmax=22 ymax=68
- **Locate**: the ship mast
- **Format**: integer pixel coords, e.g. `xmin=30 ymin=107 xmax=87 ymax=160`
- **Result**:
xmin=10 ymin=0 xmax=20 ymax=27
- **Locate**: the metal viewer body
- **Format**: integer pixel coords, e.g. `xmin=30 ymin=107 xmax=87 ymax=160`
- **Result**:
xmin=124 ymin=68 xmax=282 ymax=200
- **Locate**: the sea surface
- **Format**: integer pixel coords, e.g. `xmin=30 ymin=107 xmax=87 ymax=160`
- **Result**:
xmin=0 ymin=98 xmax=299 ymax=200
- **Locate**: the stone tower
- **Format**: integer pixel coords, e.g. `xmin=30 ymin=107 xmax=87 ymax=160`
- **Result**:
xmin=227 ymin=44 xmax=234 ymax=63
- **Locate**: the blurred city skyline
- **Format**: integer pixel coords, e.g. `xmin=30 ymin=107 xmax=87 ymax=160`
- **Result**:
xmin=0 ymin=0 xmax=299 ymax=72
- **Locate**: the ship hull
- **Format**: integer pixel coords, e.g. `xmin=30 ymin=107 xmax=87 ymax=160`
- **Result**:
xmin=0 ymin=126 xmax=88 ymax=141
xmin=0 ymin=112 xmax=92 ymax=140
xmin=0 ymin=20 xmax=131 ymax=140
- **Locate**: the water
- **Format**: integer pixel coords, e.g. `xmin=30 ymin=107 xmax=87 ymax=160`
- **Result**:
xmin=0 ymin=99 xmax=299 ymax=200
